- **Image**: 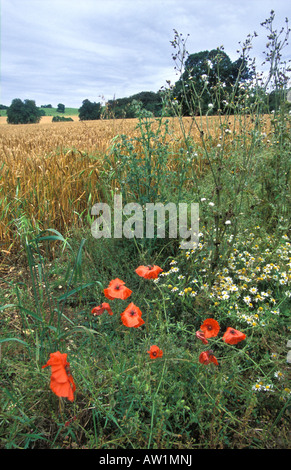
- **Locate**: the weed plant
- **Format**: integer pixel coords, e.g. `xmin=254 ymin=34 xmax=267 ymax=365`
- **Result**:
xmin=0 ymin=12 xmax=290 ymax=449
xmin=164 ymin=14 xmax=290 ymax=278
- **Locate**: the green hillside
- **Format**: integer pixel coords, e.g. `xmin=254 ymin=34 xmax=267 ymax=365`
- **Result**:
xmin=0 ymin=106 xmax=79 ymax=117
xmin=40 ymin=107 xmax=79 ymax=116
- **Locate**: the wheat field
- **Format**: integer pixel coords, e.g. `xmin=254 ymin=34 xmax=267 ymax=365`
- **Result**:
xmin=0 ymin=115 xmax=272 ymax=257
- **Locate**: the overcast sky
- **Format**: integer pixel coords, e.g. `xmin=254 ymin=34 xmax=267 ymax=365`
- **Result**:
xmin=1 ymin=0 xmax=290 ymax=108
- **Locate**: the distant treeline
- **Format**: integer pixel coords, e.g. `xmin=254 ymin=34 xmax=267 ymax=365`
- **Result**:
xmin=2 ymin=48 xmax=290 ymax=124
xmin=105 ymin=91 xmax=164 ymax=118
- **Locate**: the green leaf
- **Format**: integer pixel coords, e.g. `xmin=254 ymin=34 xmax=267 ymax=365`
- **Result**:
xmin=0 ymin=337 xmax=28 ymax=346
xmin=18 ymin=306 xmax=44 ymax=322
xmin=0 ymin=303 xmax=17 ymax=311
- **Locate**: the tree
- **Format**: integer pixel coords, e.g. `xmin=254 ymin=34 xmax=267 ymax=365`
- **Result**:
xmin=130 ymin=91 xmax=163 ymax=116
xmin=7 ymin=98 xmax=42 ymax=124
xmin=52 ymin=116 xmax=73 ymax=122
xmin=173 ymin=48 xmax=252 ymax=114
xmin=78 ymin=99 xmax=102 ymax=120
xmin=57 ymin=103 xmax=65 ymax=113
xmin=105 ymin=91 xmax=163 ymax=118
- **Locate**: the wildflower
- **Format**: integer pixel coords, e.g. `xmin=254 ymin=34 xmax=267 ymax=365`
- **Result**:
xmin=160 ymin=271 xmax=170 ymax=277
xmin=225 ymin=220 xmax=231 ymax=225
xmin=170 ymin=266 xmax=179 ymax=272
xmin=199 ymin=350 xmax=218 ymax=366
xmin=274 ymin=371 xmax=284 ymax=380
xmin=223 ymin=327 xmax=246 ymax=345
xmin=135 ymin=264 xmax=163 ymax=279
xmin=104 ymin=278 xmax=132 ymax=300
xmin=121 ymin=302 xmax=145 ymax=328
xmin=147 ymin=345 xmax=163 ymax=359
xmin=42 ymin=351 xmax=76 ymax=402
xmin=195 ymin=330 xmax=208 ymax=345
xmin=200 ymin=318 xmax=220 ymax=338
xmin=252 ymin=383 xmax=262 ymax=392
xmin=91 ymin=302 xmax=113 ymax=316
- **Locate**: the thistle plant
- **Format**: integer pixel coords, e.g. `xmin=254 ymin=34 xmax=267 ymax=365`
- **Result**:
xmin=164 ymin=12 xmax=291 ymax=281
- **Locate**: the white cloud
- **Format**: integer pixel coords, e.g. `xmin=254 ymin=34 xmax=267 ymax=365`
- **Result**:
xmin=1 ymin=0 xmax=290 ymax=107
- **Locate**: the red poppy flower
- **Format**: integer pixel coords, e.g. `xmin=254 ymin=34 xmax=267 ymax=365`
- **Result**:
xmin=199 ymin=350 xmax=219 ymax=366
xmin=222 ymin=327 xmax=246 ymax=345
xmin=104 ymin=278 xmax=132 ymax=300
xmin=121 ymin=302 xmax=145 ymax=328
xmin=200 ymin=318 xmax=220 ymax=338
xmin=91 ymin=302 xmax=113 ymax=316
xmin=195 ymin=330 xmax=208 ymax=344
xmin=147 ymin=345 xmax=163 ymax=359
xmin=135 ymin=265 xmax=163 ymax=279
xmin=42 ymin=351 xmax=76 ymax=401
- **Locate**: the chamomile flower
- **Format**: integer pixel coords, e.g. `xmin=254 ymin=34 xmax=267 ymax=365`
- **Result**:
xmin=274 ymin=371 xmax=284 ymax=380
xmin=170 ymin=267 xmax=179 ymax=273
xmin=252 ymin=382 xmax=263 ymax=392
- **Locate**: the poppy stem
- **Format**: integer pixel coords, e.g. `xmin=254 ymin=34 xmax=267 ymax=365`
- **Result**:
xmin=58 ymin=396 xmax=64 ymax=415
xmin=146 ymin=309 xmax=149 ymax=335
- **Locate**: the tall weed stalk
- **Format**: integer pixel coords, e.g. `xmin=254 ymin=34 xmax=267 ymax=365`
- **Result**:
xmin=164 ymin=12 xmax=290 ymax=280
xmin=104 ymin=103 xmax=192 ymax=255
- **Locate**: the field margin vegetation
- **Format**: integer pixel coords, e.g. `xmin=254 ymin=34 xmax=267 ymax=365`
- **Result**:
xmin=0 ymin=12 xmax=290 ymax=449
